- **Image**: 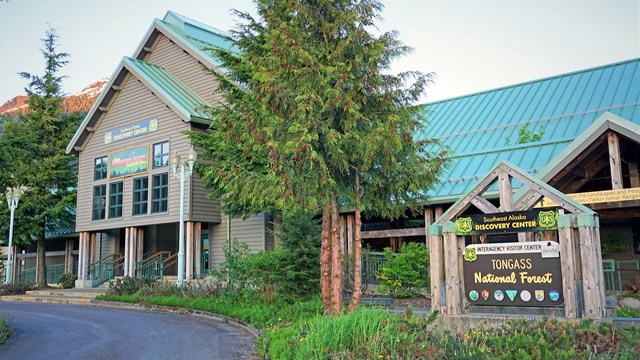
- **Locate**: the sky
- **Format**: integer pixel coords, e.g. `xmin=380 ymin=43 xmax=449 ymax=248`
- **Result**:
xmin=0 ymin=0 xmax=638 ymax=105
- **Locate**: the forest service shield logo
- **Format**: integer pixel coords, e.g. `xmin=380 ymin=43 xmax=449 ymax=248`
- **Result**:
xmin=538 ymin=210 xmax=557 ymax=229
xmin=456 ymin=217 xmax=472 ymax=234
xmin=463 ymin=248 xmax=477 ymax=262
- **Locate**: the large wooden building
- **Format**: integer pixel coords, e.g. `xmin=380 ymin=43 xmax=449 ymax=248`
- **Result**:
xmin=65 ymin=12 xmax=272 ymax=287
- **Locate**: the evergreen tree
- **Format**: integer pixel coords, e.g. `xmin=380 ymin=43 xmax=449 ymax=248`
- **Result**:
xmin=190 ymin=0 xmax=446 ymax=314
xmin=0 ymin=28 xmax=80 ymax=286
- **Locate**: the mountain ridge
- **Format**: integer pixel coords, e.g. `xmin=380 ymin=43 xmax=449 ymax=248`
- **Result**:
xmin=0 ymin=77 xmax=108 ymax=117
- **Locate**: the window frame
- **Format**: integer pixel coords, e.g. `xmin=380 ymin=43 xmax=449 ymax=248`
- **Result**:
xmin=151 ymin=173 xmax=169 ymax=213
xmin=94 ymin=156 xmax=108 ymax=180
xmin=108 ymin=181 xmax=124 ymax=218
xmin=152 ymin=141 xmax=170 ymax=169
xmin=92 ymin=185 xmax=107 ymax=220
xmin=132 ymin=177 xmax=149 ymax=216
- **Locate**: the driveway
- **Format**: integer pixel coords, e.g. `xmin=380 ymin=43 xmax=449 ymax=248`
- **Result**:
xmin=0 ymin=301 xmax=256 ymax=359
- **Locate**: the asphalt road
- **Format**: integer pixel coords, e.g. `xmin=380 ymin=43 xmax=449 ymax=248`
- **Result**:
xmin=0 ymin=301 xmax=256 ymax=360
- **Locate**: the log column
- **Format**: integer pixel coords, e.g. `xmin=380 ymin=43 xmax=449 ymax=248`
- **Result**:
xmin=429 ymin=224 xmax=443 ymax=313
xmin=558 ymin=214 xmax=578 ymax=318
xmin=186 ymin=221 xmax=194 ymax=280
xmin=64 ymin=239 xmax=74 ymax=274
xmin=194 ymin=222 xmax=202 ymax=277
xmin=578 ymin=214 xmax=606 ymax=319
xmin=443 ymin=221 xmax=462 ymax=315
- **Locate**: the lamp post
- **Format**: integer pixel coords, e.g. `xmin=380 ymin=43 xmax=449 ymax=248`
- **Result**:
xmin=170 ymin=147 xmax=197 ymax=286
xmin=5 ymin=186 xmax=28 ymax=284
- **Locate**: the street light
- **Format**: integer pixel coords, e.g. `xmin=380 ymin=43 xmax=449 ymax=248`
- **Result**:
xmin=5 ymin=185 xmax=28 ymax=284
xmin=170 ymin=147 xmax=197 ymax=286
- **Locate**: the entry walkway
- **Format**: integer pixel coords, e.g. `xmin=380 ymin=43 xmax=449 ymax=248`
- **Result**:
xmin=0 ymin=288 xmax=107 ymax=305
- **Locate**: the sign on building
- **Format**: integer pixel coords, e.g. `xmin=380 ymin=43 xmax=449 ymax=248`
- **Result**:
xmin=109 ymin=145 xmax=149 ymax=178
xmin=455 ymin=210 xmax=558 ymax=236
xmin=462 ymin=241 xmax=563 ymax=307
xmin=104 ymin=118 xmax=158 ymax=144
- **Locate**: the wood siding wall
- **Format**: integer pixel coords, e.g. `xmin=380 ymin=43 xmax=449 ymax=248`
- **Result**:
xmin=75 ymin=76 xmax=214 ymax=232
xmin=75 ymin=29 xmax=226 ymax=232
xmin=144 ymin=34 xmax=222 ymax=105
xmin=210 ymin=213 xmax=266 ymax=268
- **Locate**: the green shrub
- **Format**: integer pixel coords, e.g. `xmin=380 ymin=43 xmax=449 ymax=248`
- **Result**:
xmin=107 ymin=276 xmax=157 ymax=296
xmin=0 ymin=282 xmax=37 ymax=296
xmin=209 ymin=209 xmax=321 ymax=303
xmin=57 ymin=273 xmax=77 ymax=289
xmin=376 ymin=242 xmax=429 ymax=298
xmin=617 ymin=305 xmax=640 ymax=318
xmin=209 ymin=239 xmax=252 ymax=292
xmin=0 ymin=315 xmax=12 ymax=345
xmin=272 ymin=209 xmax=321 ymax=302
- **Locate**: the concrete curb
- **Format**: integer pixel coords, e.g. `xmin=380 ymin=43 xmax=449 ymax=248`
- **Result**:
xmin=88 ymin=300 xmax=263 ymax=339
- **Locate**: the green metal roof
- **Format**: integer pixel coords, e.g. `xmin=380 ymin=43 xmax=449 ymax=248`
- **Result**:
xmin=123 ymin=57 xmax=211 ymax=122
xmin=160 ymin=11 xmax=238 ymax=69
xmin=421 ymin=58 xmax=640 ymax=203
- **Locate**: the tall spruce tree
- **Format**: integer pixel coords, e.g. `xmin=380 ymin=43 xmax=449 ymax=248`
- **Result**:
xmin=0 ymin=28 xmax=79 ymax=286
xmin=190 ymin=0 xmax=446 ymax=315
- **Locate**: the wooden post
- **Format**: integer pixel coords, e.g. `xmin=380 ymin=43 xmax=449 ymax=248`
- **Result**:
xmin=607 ymin=132 xmax=623 ymax=190
xmin=129 ymin=227 xmax=136 ymax=277
xmin=137 ymin=228 xmax=144 ymax=264
xmin=578 ymin=214 xmax=606 ymax=319
xmin=428 ymin=224 xmax=443 ymax=312
xmin=65 ymin=239 xmax=74 ymax=274
xmin=498 ymin=171 xmax=513 ymax=211
xmin=558 ymin=215 xmax=578 ymax=318
xmin=124 ymin=228 xmax=130 ymax=277
xmin=424 ymin=208 xmax=433 ymax=250
xmin=194 ymin=222 xmax=202 ymax=277
xmin=457 ymin=235 xmax=467 ymax=313
xmin=78 ymin=233 xmax=84 ymax=279
xmin=186 ymin=221 xmax=193 ymax=280
xmin=629 ymin=152 xmax=640 ymax=188
xmin=346 ymin=215 xmax=354 ymax=256
xmin=89 ymin=233 xmax=96 ymax=266
xmin=443 ymin=221 xmax=462 ymax=315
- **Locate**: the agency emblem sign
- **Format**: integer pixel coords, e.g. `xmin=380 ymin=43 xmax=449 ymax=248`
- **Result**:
xmin=454 ymin=210 xmax=558 ymax=236
xmin=462 ymin=241 xmax=563 ymax=307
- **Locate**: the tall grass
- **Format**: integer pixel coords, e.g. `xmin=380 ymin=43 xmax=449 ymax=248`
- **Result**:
xmin=0 ymin=315 xmax=12 ymax=344
xmin=271 ymin=308 xmax=436 ymax=360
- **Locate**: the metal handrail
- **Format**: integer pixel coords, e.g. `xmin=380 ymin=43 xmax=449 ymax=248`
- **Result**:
xmin=90 ymin=254 xmax=123 ymax=287
xmin=159 ymin=253 xmax=178 ymax=280
xmin=135 ymin=251 xmax=172 ymax=278
xmin=603 ymin=259 xmax=640 ymax=296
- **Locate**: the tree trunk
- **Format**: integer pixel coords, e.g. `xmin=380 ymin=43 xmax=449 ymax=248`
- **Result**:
xmin=330 ymin=195 xmax=343 ymax=315
xmin=320 ymin=203 xmax=333 ymax=315
xmin=36 ymin=231 xmax=46 ymax=287
xmin=349 ymin=173 xmax=362 ymax=312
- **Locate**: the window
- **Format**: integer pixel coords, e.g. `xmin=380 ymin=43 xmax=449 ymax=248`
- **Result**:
xmin=133 ymin=177 xmax=149 ymax=216
xmin=94 ymin=156 xmax=108 ymax=180
xmin=109 ymin=181 xmax=123 ymax=218
xmin=153 ymin=141 xmax=169 ymax=169
xmin=152 ymin=173 xmax=168 ymax=213
xmin=92 ymin=185 xmax=106 ymax=220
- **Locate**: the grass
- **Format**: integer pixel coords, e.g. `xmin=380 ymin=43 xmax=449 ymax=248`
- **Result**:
xmin=98 ymin=287 xmax=640 ymax=360
xmin=0 ymin=315 xmax=12 ymax=345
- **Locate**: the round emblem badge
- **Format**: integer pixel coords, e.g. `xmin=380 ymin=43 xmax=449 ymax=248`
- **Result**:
xmin=469 ymin=290 xmax=479 ymax=301
xmin=494 ymin=290 xmax=504 ymax=301
xmin=549 ymin=290 xmax=560 ymax=302
xmin=520 ymin=290 xmax=532 ymax=302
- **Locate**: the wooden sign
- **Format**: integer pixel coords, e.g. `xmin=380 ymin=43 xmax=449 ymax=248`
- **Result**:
xmin=104 ymin=118 xmax=158 ymax=144
xmin=462 ymin=241 xmax=563 ymax=307
xmin=536 ymin=187 xmax=640 ymax=207
xmin=109 ymin=145 xmax=149 ymax=179
xmin=455 ymin=210 xmax=558 ymax=236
